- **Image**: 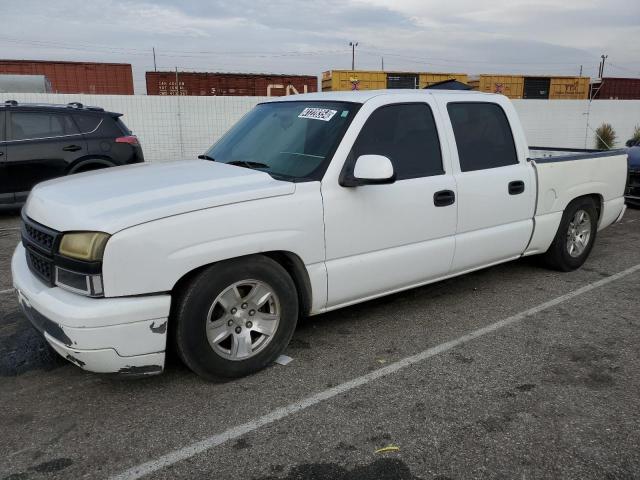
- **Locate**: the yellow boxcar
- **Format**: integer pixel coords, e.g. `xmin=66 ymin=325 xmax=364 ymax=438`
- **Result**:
xmin=419 ymin=73 xmax=468 ymax=88
xmin=549 ymin=77 xmax=589 ymax=99
xmin=322 ymin=70 xmax=386 ymax=91
xmin=475 ymin=75 xmax=525 ymax=99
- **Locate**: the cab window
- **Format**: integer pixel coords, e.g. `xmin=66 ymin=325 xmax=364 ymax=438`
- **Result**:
xmin=351 ymin=103 xmax=444 ymax=180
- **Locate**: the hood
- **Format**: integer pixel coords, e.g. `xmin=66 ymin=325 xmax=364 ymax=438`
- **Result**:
xmin=25 ymin=160 xmax=295 ymax=233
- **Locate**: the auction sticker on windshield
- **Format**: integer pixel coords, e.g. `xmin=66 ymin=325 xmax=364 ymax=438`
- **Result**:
xmin=298 ymin=107 xmax=337 ymax=121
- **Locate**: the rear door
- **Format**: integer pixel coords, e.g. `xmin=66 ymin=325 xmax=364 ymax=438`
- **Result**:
xmin=438 ymin=97 xmax=535 ymax=272
xmin=6 ymin=110 xmax=87 ymax=200
xmin=0 ymin=111 xmax=12 ymax=205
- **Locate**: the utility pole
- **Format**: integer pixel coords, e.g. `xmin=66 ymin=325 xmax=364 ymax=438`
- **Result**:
xmin=153 ymin=47 xmax=157 ymax=72
xmin=349 ymin=41 xmax=358 ymax=70
xmin=381 ymin=57 xmax=384 ymax=71
xmin=598 ymin=54 xmax=608 ymax=78
xmin=579 ymin=64 xmax=583 ymax=76
xmin=599 ymin=54 xmax=608 ymax=78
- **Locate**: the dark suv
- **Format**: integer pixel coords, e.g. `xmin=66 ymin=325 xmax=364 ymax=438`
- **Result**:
xmin=0 ymin=100 xmax=144 ymax=208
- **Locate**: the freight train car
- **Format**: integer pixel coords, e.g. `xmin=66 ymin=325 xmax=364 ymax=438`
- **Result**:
xmin=0 ymin=60 xmax=134 ymax=94
xmin=592 ymin=77 xmax=640 ymax=100
xmin=145 ymin=72 xmax=317 ymax=96
xmin=470 ymin=74 xmax=589 ymax=100
xmin=321 ymin=70 xmax=468 ymax=91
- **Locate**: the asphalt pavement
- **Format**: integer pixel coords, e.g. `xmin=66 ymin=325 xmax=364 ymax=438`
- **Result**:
xmin=1 ymin=208 xmax=639 ymax=480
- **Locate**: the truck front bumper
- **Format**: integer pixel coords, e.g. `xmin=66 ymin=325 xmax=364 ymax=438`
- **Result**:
xmin=11 ymin=244 xmax=172 ymax=375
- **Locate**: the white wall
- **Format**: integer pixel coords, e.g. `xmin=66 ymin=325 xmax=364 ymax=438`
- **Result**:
xmin=512 ymin=99 xmax=640 ymax=149
xmin=5 ymin=93 xmax=266 ymax=163
xmin=4 ymin=93 xmax=640 ymax=163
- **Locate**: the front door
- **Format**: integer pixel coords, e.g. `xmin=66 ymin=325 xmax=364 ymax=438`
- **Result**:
xmin=6 ymin=110 xmax=87 ymax=201
xmin=322 ymin=99 xmax=458 ymax=309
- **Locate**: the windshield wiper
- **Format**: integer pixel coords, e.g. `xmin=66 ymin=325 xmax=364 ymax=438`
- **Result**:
xmin=227 ymin=160 xmax=270 ymax=169
xmin=198 ymin=154 xmax=215 ymax=161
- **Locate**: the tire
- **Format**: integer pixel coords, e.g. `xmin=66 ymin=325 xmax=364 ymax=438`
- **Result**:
xmin=173 ymin=256 xmax=298 ymax=380
xmin=542 ymin=197 xmax=598 ymax=271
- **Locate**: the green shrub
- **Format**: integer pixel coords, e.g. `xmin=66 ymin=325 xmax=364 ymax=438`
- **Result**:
xmin=631 ymin=125 xmax=640 ymax=143
xmin=595 ymin=123 xmax=616 ymax=150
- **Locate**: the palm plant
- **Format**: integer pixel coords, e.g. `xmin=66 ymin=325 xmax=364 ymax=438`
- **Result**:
xmin=595 ymin=123 xmax=616 ymax=150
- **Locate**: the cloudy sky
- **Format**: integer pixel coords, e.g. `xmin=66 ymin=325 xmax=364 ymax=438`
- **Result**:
xmin=2 ymin=0 xmax=639 ymax=93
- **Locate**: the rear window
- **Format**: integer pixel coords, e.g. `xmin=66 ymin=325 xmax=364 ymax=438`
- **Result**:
xmin=73 ymin=113 xmax=128 ymax=137
xmin=73 ymin=113 xmax=101 ymax=133
xmin=447 ymin=102 xmax=518 ymax=172
xmin=114 ymin=117 xmax=131 ymax=135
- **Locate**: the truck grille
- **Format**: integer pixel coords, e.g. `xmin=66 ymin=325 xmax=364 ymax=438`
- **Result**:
xmin=22 ymin=216 xmax=59 ymax=255
xmin=26 ymin=248 xmax=54 ymax=286
xmin=21 ymin=215 xmax=60 ymax=286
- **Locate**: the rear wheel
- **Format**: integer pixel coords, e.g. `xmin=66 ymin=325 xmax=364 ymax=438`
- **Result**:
xmin=174 ymin=256 xmax=298 ymax=380
xmin=543 ymin=197 xmax=598 ymax=271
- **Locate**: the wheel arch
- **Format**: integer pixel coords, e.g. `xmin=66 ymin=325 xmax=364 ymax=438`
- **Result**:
xmin=171 ymin=251 xmax=313 ymax=317
xmin=67 ymin=156 xmax=116 ymax=174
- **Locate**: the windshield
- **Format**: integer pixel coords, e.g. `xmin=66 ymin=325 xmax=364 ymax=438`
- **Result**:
xmin=204 ymin=101 xmax=359 ymax=181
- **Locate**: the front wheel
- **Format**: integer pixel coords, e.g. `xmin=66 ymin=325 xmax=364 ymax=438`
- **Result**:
xmin=542 ymin=197 xmax=598 ymax=271
xmin=173 ymin=256 xmax=298 ymax=380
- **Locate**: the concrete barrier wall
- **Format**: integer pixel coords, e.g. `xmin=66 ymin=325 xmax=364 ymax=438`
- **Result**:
xmin=4 ymin=93 xmax=639 ymax=163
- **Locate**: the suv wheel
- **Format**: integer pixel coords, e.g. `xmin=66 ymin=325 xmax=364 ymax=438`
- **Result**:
xmin=174 ymin=256 xmax=298 ymax=380
xmin=543 ymin=197 xmax=598 ymax=271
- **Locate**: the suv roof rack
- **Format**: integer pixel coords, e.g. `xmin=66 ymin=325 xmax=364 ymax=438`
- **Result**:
xmin=4 ymin=99 xmax=18 ymax=106
xmin=67 ymin=102 xmax=84 ymax=109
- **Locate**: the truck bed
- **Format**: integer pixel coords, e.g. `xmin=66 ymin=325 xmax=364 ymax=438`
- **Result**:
xmin=528 ymin=146 xmax=628 ymax=162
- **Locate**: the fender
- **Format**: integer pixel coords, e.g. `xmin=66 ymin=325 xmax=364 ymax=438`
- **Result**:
xmin=67 ymin=156 xmax=116 ymax=174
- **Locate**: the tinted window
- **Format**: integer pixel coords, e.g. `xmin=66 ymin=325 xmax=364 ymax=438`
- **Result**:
xmin=73 ymin=113 xmax=102 ymax=133
xmin=351 ymin=103 xmax=443 ymax=180
xmin=447 ymin=103 xmax=518 ymax=172
xmin=62 ymin=115 xmax=79 ymax=135
xmin=10 ymin=113 xmax=66 ymax=140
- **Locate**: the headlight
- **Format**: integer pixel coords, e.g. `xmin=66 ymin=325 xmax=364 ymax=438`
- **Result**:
xmin=58 ymin=232 xmax=110 ymax=261
xmin=56 ymin=231 xmax=109 ymax=297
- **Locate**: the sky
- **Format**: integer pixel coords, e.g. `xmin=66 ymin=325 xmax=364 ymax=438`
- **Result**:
xmin=1 ymin=0 xmax=639 ymax=94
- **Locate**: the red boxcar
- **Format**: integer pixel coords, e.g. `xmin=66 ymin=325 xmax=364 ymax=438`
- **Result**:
xmin=0 ymin=60 xmax=134 ymax=95
xmin=592 ymin=77 xmax=640 ymax=100
xmin=145 ymin=71 xmax=317 ymax=97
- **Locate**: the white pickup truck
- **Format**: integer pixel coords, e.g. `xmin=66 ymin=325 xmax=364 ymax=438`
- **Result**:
xmin=12 ymin=90 xmax=628 ymax=379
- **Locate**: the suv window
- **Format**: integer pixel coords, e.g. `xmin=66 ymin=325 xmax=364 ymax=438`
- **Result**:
xmin=447 ymin=103 xmax=518 ymax=172
xmin=0 ymin=111 xmax=5 ymax=142
xmin=73 ymin=113 xmax=102 ymax=134
xmin=351 ymin=103 xmax=443 ymax=180
xmin=10 ymin=112 xmax=78 ymax=140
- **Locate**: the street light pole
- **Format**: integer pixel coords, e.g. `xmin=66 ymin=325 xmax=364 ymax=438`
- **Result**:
xmin=349 ymin=41 xmax=358 ymax=70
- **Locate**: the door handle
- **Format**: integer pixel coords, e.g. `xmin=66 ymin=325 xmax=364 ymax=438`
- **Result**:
xmin=62 ymin=145 xmax=82 ymax=152
xmin=433 ymin=190 xmax=456 ymax=207
xmin=508 ymin=180 xmax=525 ymax=195
xmin=0 ymin=151 xmax=4 ymax=156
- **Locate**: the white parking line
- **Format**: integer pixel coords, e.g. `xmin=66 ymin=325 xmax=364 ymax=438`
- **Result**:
xmin=107 ymin=262 xmax=639 ymax=479
xmin=0 ymin=288 xmax=14 ymax=295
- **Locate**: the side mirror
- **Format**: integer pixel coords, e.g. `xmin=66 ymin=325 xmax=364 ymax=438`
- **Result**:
xmin=340 ymin=155 xmax=396 ymax=187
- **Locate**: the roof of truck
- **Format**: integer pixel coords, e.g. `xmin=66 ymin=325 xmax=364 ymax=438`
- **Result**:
xmin=263 ymin=89 xmax=495 ymax=104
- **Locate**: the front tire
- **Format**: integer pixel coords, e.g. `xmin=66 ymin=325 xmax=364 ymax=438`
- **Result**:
xmin=174 ymin=256 xmax=298 ymax=380
xmin=543 ymin=197 xmax=598 ymax=271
